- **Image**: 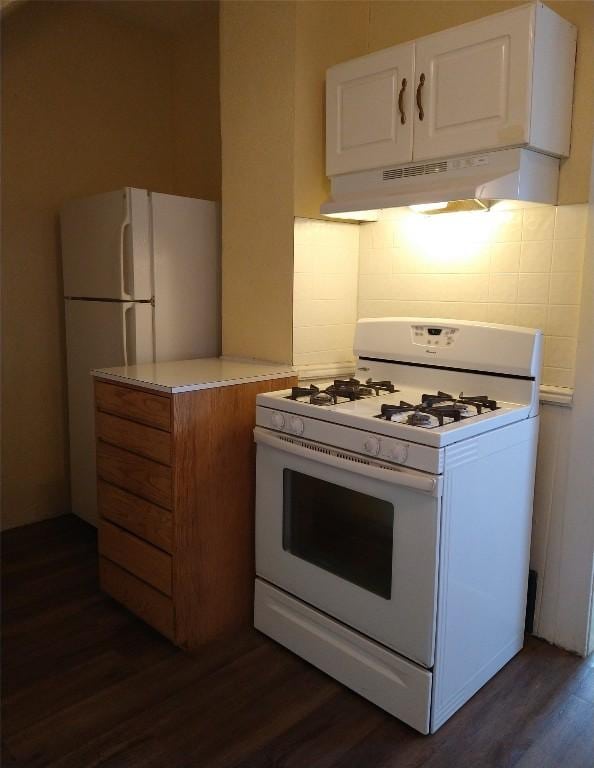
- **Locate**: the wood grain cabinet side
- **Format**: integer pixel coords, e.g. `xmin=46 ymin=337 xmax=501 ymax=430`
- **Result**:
xmin=95 ymin=375 xmax=297 ymax=649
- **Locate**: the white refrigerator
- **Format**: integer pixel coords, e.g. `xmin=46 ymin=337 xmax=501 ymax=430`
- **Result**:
xmin=61 ymin=187 xmax=220 ymax=525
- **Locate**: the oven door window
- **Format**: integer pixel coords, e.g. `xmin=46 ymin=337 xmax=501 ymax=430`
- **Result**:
xmin=282 ymin=469 xmax=394 ymax=599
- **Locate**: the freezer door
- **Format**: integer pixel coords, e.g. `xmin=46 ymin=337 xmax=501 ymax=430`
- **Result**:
xmin=152 ymin=193 xmax=220 ymax=361
xmin=65 ymin=299 xmax=154 ymax=524
xmin=61 ymin=188 xmax=152 ymax=300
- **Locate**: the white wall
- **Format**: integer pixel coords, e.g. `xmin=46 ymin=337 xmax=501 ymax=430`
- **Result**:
xmin=535 ymin=158 xmax=594 ymax=656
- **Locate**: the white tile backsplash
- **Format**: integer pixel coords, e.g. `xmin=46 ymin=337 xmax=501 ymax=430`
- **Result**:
xmin=519 ymin=241 xmax=553 ymax=272
xmin=522 ymin=208 xmax=555 ymax=241
xmin=292 ymin=205 xmax=586 ymax=385
xmin=517 ymin=273 xmax=550 ymax=304
xmin=516 ymin=303 xmax=548 ymax=329
xmin=293 ymin=217 xmax=359 ymax=370
xmin=489 ymin=273 xmax=518 ymax=303
xmin=551 ymin=239 xmax=585 ymax=272
xmin=489 ymin=210 xmax=523 ymax=242
xmin=554 ymin=204 xmax=588 ymax=240
xmin=546 ymin=305 xmax=580 ymax=337
xmin=549 ymin=271 xmax=582 ymax=305
xmin=487 ymin=302 xmax=517 ymax=325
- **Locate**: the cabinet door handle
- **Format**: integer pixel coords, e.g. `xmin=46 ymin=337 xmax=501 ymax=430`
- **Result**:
xmin=398 ymin=78 xmax=407 ymax=125
xmin=416 ymin=73 xmax=425 ymax=121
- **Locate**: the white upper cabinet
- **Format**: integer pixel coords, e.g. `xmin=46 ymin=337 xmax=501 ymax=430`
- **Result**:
xmin=326 ymin=43 xmax=414 ymax=176
xmin=325 ymin=3 xmax=576 ymax=176
xmin=413 ymin=5 xmax=533 ymax=161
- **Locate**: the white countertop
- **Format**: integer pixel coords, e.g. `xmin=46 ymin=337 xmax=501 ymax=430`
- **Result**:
xmin=92 ymin=357 xmax=295 ymax=394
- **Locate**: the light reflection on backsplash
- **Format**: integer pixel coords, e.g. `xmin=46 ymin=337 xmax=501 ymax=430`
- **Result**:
xmin=358 ymin=205 xmax=587 ymax=388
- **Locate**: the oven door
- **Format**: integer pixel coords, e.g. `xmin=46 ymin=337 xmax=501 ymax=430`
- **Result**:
xmin=255 ymin=427 xmax=442 ymax=668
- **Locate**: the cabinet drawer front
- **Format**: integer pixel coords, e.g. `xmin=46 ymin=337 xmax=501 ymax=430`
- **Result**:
xmin=96 ymin=411 xmax=172 ymax=465
xmin=96 ymin=381 xmax=171 ymax=431
xmin=100 ymin=558 xmax=174 ymax=639
xmin=97 ymin=442 xmax=172 ymax=509
xmin=99 ymin=520 xmax=172 ymax=595
xmin=98 ymin=481 xmax=173 ymax=552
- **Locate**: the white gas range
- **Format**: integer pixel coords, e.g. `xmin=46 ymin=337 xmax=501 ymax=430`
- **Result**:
xmin=253 ymin=318 xmax=542 ymax=734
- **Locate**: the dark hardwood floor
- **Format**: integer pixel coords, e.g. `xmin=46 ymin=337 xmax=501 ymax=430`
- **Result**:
xmin=2 ymin=514 xmax=593 ymax=767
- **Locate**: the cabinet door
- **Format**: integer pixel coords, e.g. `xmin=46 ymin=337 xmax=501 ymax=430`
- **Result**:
xmin=413 ymin=5 xmax=534 ymax=162
xmin=326 ymin=43 xmax=414 ymax=176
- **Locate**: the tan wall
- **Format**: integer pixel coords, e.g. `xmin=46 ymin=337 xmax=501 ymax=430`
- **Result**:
xmin=220 ymin=1 xmax=296 ymax=363
xmin=294 ymin=1 xmax=368 ymax=219
xmin=1 ymin=1 xmax=220 ymax=529
xmin=220 ymin=0 xmax=367 ymax=363
xmin=172 ymin=3 xmax=221 ymax=200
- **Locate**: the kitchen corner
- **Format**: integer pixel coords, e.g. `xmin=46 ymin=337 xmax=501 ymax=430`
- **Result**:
xmin=2 ymin=0 xmax=593 ymax=765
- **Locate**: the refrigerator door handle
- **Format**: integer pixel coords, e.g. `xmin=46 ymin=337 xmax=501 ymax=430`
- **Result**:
xmin=122 ymin=302 xmax=136 ymax=367
xmin=120 ymin=218 xmax=134 ymax=300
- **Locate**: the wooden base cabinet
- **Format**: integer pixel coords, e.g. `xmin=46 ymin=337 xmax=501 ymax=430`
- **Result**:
xmin=95 ymin=375 xmax=296 ymax=649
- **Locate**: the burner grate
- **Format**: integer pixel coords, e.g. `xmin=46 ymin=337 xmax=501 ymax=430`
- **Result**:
xmin=421 ymin=391 xmax=497 ymax=413
xmin=286 ymin=378 xmax=398 ymax=406
xmin=377 ymin=391 xmax=499 ymax=428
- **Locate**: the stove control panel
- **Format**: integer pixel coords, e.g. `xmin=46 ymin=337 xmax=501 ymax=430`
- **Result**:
xmin=411 ymin=324 xmax=458 ymax=347
xmin=363 ymin=437 xmax=380 ymax=456
xmin=362 ymin=435 xmax=409 ymax=464
xmin=269 ymin=411 xmax=305 ymax=436
xmin=289 ymin=416 xmax=305 ymax=435
xmin=271 ymin=412 xmax=285 ymax=430
xmin=384 ymin=442 xmax=409 ymax=464
xmin=257 ymin=406 xmax=441 ymax=473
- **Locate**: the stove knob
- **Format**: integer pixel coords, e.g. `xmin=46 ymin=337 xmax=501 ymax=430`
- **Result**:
xmin=363 ymin=436 xmax=380 ymax=456
xmin=388 ymin=443 xmax=409 ymax=464
xmin=289 ymin=416 xmax=305 ymax=435
xmin=271 ymin=411 xmax=285 ymax=430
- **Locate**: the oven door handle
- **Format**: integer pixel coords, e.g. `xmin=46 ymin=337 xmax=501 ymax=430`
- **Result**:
xmin=254 ymin=427 xmax=442 ymax=496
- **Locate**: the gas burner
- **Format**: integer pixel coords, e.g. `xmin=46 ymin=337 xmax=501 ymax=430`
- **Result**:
xmin=334 ymin=378 xmax=361 ymax=388
xmin=329 ymin=378 xmax=398 ymax=400
xmin=329 ymin=379 xmax=364 ymax=401
xmin=408 ymin=411 xmax=431 ymax=426
xmin=365 ymin=379 xmax=397 ymax=395
xmin=287 ymin=385 xmax=320 ymax=401
xmin=421 ymin=391 xmax=498 ymax=414
xmin=428 ymin=406 xmax=462 ymax=425
xmin=286 ymin=377 xmax=399 ymax=406
xmin=376 ymin=391 xmax=496 ymax=428
xmin=379 ymin=402 xmax=416 ymax=421
xmin=310 ymin=392 xmax=334 ymax=406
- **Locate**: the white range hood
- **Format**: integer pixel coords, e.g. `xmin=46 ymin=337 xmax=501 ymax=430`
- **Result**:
xmin=321 ymin=148 xmax=559 ymax=220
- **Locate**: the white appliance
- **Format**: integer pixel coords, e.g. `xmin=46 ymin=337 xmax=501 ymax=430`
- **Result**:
xmin=320 ymin=148 xmax=560 ymax=218
xmin=253 ymin=318 xmax=542 ymax=734
xmin=61 ymin=187 xmax=220 ymax=524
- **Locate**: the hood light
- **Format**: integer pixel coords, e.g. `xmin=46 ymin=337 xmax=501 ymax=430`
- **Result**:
xmin=409 ymin=201 xmax=448 ymax=213
xmin=323 ymin=210 xmax=379 ymax=222
xmin=410 ymin=199 xmax=491 ymax=215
